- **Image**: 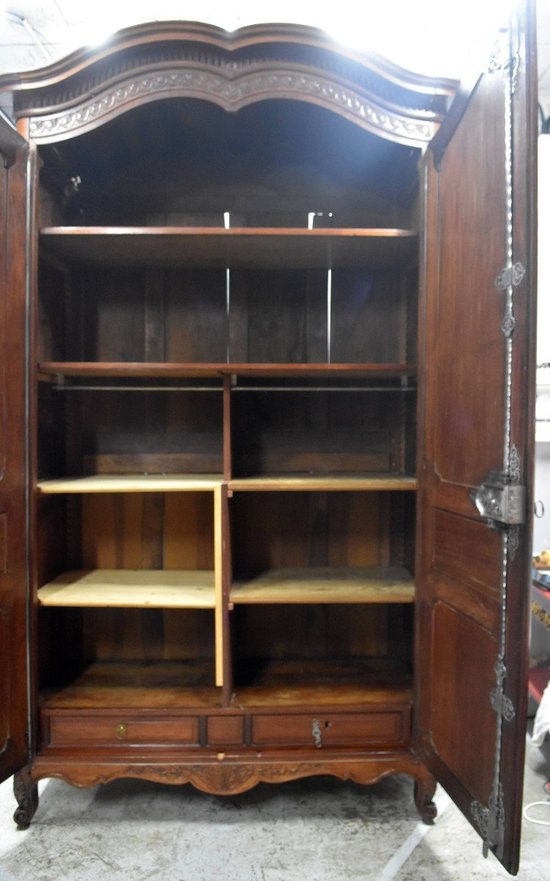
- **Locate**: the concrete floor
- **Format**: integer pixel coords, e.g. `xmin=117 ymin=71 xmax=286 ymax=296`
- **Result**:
xmin=0 ymin=736 xmax=548 ymax=881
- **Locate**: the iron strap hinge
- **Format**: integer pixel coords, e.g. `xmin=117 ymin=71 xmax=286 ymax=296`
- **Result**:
xmin=471 ymin=472 xmax=526 ymax=527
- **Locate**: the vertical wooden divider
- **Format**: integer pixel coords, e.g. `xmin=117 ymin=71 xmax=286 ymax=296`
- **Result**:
xmin=223 ymin=374 xmax=232 ymax=481
xmin=221 ymin=376 xmax=233 ymax=702
xmin=221 ymin=484 xmax=233 ymax=706
xmin=214 ymin=484 xmax=224 ymax=687
xmin=214 ymin=482 xmax=232 ymax=697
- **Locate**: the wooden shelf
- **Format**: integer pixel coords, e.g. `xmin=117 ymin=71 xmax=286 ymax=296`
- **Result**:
xmin=37 ymin=474 xmax=223 ymax=493
xmin=39 ymin=659 xmax=410 ymax=710
xmin=40 ymin=226 xmax=418 ymax=269
xmin=233 ymin=658 xmax=412 ymax=707
xmin=37 ymin=361 xmax=417 ymax=380
xmin=228 ymin=474 xmax=416 ymax=491
xmin=38 ymin=569 xmax=216 ymax=609
xmin=40 ymin=661 xmax=221 ymax=708
xmin=230 ymin=566 xmax=414 ymax=604
xmin=37 ymin=473 xmax=416 ymax=493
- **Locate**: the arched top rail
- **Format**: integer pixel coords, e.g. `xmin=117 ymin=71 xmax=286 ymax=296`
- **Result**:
xmin=0 ymin=21 xmax=457 ymax=146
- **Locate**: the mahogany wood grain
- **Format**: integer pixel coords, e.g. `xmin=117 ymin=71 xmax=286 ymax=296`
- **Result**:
xmin=39 ymin=658 xmax=410 ymax=709
xmin=222 ymin=375 xmax=232 ymax=481
xmin=28 ymin=754 xmax=435 ymax=813
xmin=230 ymin=491 xmax=413 ymax=574
xmin=45 ymin=713 xmax=201 ymax=747
xmin=37 ymin=362 xmax=416 ymax=378
xmin=0 ymin=134 xmax=30 ymax=785
xmin=40 ymin=662 xmax=221 ymax=708
xmin=39 ymin=227 xmax=418 ymax=269
xmin=415 ymin=12 xmax=536 ymax=870
xmin=4 ymin=13 xmax=536 ymax=858
xmin=250 ymin=710 xmax=409 ymax=747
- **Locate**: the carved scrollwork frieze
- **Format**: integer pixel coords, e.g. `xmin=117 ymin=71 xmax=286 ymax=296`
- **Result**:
xmin=28 ymin=65 xmax=436 ymax=145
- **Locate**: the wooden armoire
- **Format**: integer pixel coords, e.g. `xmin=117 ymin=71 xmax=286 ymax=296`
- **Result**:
xmin=0 ymin=7 xmax=537 ymax=875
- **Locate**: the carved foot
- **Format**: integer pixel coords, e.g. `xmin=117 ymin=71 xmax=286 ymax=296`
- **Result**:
xmin=13 ymin=768 xmax=39 ymax=829
xmin=414 ymin=772 xmax=437 ymax=824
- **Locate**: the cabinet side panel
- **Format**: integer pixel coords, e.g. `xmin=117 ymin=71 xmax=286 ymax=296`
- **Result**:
xmin=0 ymin=140 xmax=30 ymax=782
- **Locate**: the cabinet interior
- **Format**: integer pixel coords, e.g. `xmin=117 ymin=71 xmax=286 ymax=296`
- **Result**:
xmin=34 ymin=95 xmax=420 ymax=714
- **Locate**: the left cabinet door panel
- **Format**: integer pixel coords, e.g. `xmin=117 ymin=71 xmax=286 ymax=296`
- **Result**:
xmin=0 ymin=125 xmax=31 ymax=783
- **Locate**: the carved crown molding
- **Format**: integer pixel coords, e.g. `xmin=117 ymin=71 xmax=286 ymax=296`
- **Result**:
xmin=28 ymin=62 xmax=437 ymax=146
xmin=0 ymin=22 xmax=456 ymax=147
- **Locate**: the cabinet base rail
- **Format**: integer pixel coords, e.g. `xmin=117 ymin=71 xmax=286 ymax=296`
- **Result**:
xmin=13 ymin=752 xmax=436 ymax=827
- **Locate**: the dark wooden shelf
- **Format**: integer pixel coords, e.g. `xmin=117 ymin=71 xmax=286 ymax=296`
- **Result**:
xmin=39 ymin=659 xmax=411 ymax=710
xmin=40 ymin=226 xmax=418 ymax=269
xmin=37 ymin=361 xmax=417 ymax=380
xmin=40 ymin=661 xmax=220 ymax=709
xmin=233 ymin=658 xmax=412 ymax=707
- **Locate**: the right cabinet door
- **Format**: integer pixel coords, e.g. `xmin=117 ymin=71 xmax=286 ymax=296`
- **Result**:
xmin=415 ymin=6 xmax=537 ymax=875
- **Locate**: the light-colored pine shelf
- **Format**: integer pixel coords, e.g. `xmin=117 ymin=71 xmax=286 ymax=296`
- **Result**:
xmin=229 ymin=474 xmax=417 ymax=492
xmin=37 ymin=474 xmax=416 ymax=493
xmin=37 ymin=474 xmax=223 ymax=493
xmin=38 ymin=569 xmax=216 ymax=608
xmin=230 ymin=566 xmax=414 ymax=604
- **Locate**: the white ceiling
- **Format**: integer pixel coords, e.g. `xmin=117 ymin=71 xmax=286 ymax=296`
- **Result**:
xmin=1 ymin=1 xmax=550 ymax=110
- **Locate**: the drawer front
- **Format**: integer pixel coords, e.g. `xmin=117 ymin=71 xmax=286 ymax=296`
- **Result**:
xmin=45 ymin=714 xmax=200 ymax=747
xmin=252 ymin=710 xmax=409 ymax=748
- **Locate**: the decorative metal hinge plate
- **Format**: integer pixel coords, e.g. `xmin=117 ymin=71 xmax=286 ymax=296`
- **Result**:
xmin=490 ymin=686 xmax=515 ymax=722
xmin=487 ymin=30 xmax=520 ymax=95
xmin=471 ymin=783 xmax=505 ymax=859
xmin=471 ymin=472 xmax=525 ymax=526
xmin=495 ymin=261 xmax=526 ymax=291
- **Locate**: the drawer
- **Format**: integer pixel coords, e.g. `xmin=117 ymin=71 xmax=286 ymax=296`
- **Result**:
xmin=43 ymin=713 xmax=200 ymax=747
xmin=252 ymin=710 xmax=409 ymax=748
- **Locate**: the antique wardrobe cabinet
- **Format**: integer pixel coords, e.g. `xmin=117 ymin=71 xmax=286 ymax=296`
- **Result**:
xmin=0 ymin=11 xmax=537 ymax=875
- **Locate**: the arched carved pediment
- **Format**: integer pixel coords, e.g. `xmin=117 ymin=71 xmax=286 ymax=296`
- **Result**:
xmin=0 ymin=22 xmax=457 ymax=146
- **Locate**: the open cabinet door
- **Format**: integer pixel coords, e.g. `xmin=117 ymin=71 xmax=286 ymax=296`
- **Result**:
xmin=0 ymin=116 xmax=31 ymax=784
xmin=415 ymin=6 xmax=537 ymax=876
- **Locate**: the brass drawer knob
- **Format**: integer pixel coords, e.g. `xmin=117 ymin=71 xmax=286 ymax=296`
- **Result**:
xmin=116 ymin=722 xmax=128 ymax=739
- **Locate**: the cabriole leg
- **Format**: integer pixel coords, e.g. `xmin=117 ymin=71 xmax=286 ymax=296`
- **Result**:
xmin=13 ymin=767 xmax=39 ymax=829
xmin=414 ymin=771 xmax=437 ymax=823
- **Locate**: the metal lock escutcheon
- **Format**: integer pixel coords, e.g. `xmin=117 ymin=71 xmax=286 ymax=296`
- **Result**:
xmin=312 ymin=718 xmax=332 ymax=748
xmin=116 ymin=722 xmax=128 ymax=740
